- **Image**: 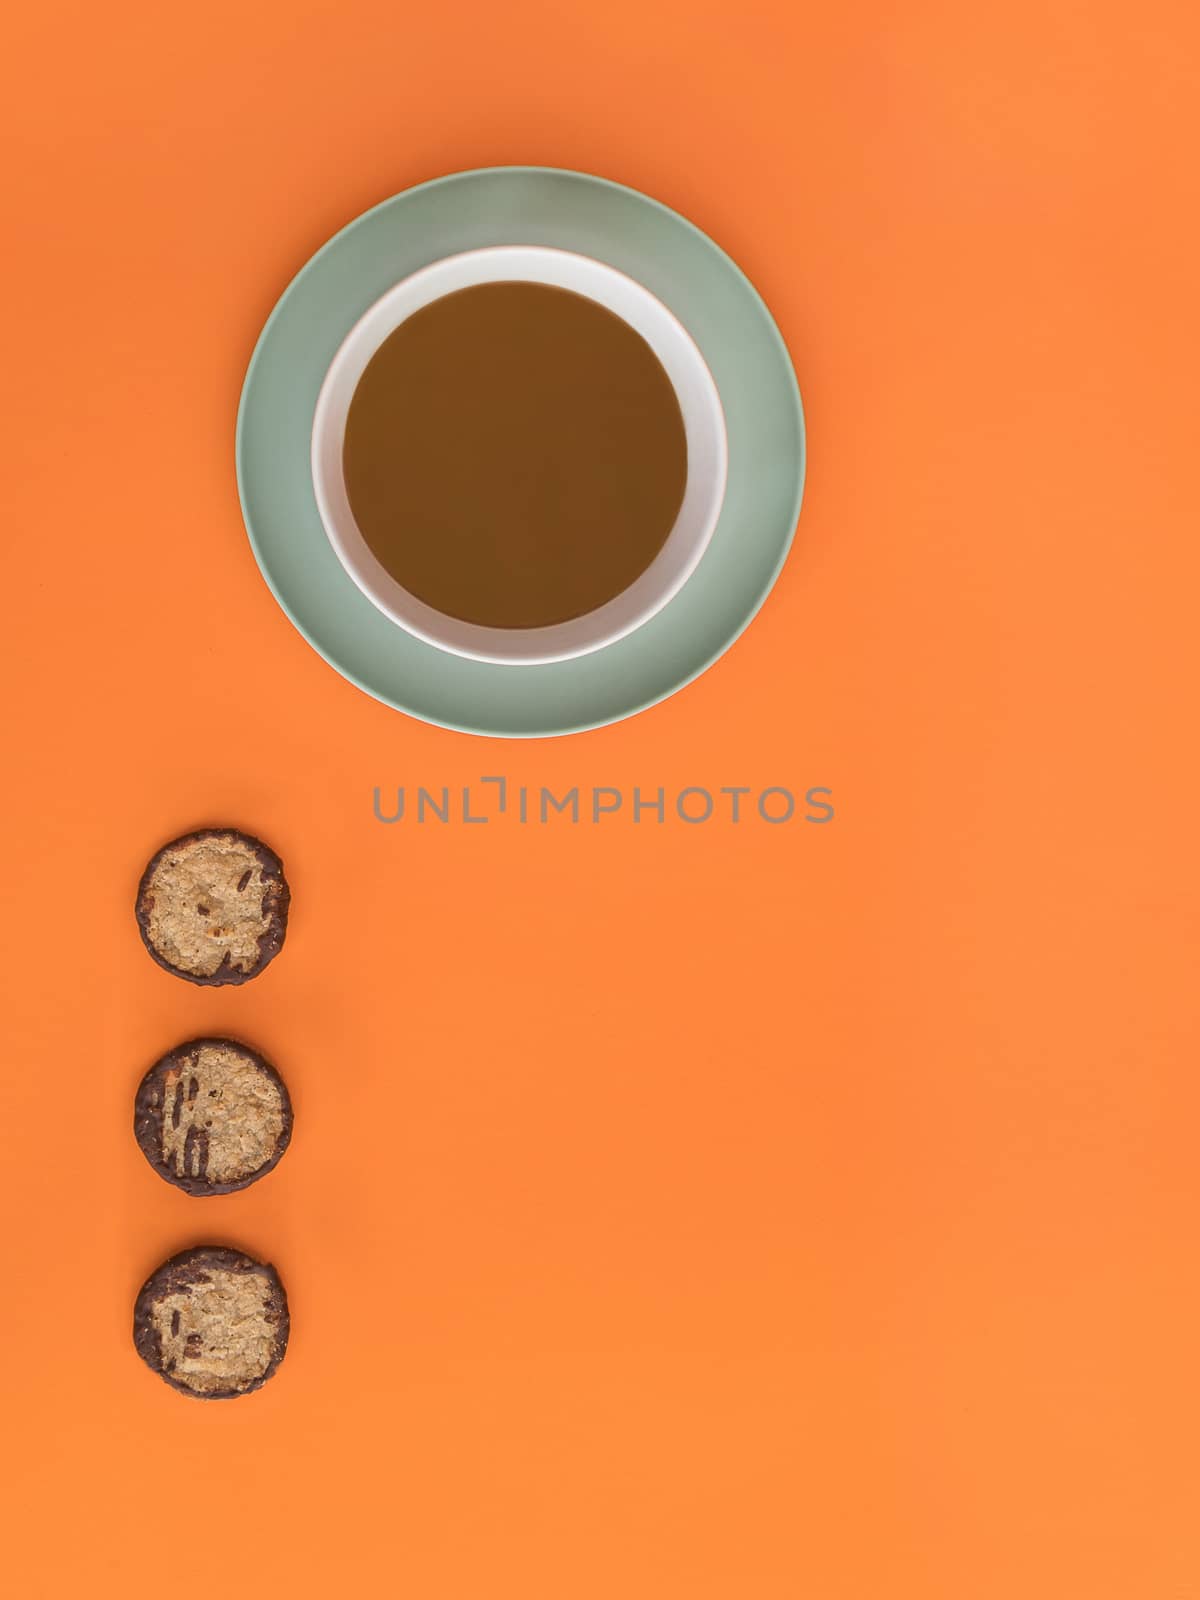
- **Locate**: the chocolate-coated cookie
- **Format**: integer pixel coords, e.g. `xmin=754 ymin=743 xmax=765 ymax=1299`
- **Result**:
xmin=134 ymin=1037 xmax=293 ymax=1196
xmin=135 ymin=828 xmax=289 ymax=985
xmin=133 ymin=1247 xmax=289 ymax=1399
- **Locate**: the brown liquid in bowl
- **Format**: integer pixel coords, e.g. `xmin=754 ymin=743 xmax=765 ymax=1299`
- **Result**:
xmin=341 ymin=281 xmax=688 ymax=630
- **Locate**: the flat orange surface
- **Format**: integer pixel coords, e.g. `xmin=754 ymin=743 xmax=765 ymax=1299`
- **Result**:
xmin=2 ymin=3 xmax=1199 ymax=1595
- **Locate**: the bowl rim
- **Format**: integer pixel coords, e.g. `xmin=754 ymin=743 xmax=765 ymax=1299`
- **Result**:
xmin=308 ymin=242 xmax=729 ymax=667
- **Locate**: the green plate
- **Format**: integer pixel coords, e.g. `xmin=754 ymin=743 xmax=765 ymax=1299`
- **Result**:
xmin=236 ymin=167 xmax=805 ymax=738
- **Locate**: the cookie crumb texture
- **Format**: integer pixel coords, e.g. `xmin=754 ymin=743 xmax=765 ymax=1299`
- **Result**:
xmin=134 ymin=1038 xmax=292 ymax=1195
xmin=135 ymin=829 xmax=289 ymax=985
xmin=134 ymin=1248 xmax=289 ymax=1399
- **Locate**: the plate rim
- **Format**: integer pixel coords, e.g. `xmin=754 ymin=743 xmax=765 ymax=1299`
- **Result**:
xmin=234 ymin=163 xmax=806 ymax=739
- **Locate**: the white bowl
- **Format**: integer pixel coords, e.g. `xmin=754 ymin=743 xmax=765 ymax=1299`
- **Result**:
xmin=310 ymin=245 xmax=727 ymax=666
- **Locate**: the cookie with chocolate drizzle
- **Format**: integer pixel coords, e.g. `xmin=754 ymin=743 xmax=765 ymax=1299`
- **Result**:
xmin=133 ymin=1247 xmax=289 ymax=1399
xmin=135 ymin=828 xmax=290 ymax=985
xmin=134 ymin=1036 xmax=293 ymax=1196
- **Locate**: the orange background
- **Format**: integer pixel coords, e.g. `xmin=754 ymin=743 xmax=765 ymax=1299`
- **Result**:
xmin=2 ymin=2 xmax=1199 ymax=1595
